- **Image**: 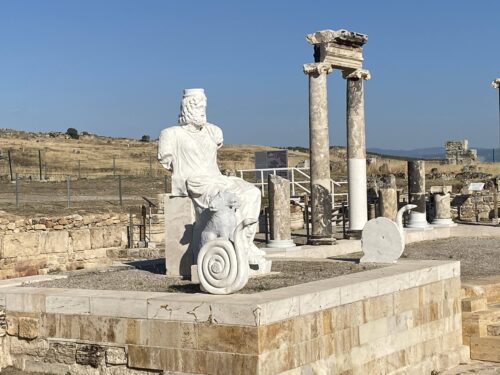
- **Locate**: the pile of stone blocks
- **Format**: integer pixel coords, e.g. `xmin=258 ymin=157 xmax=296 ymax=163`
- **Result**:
xmin=445 ymin=140 xmax=477 ymax=165
xmin=0 ymin=260 xmax=469 ymax=374
xmin=461 ymin=276 xmax=500 ymax=362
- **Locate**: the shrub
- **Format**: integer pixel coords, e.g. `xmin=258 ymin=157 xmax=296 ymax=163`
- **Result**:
xmin=66 ymin=128 xmax=79 ymax=139
xmin=141 ymin=134 xmax=150 ymax=142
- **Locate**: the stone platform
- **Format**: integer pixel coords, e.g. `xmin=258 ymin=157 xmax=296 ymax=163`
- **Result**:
xmin=0 ymin=260 xmax=468 ymax=374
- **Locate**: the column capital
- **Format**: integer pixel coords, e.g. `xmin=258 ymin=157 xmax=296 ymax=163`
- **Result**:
xmin=343 ymin=68 xmax=371 ymax=81
xmin=303 ymin=63 xmax=333 ymax=76
xmin=492 ymin=78 xmax=500 ymax=89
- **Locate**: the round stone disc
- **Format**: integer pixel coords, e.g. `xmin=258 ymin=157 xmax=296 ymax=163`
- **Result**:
xmin=360 ymin=217 xmax=404 ymax=263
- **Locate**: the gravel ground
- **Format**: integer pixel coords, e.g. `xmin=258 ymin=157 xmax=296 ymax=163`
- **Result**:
xmin=31 ymin=259 xmax=381 ymax=293
xmin=335 ymin=237 xmax=500 ymax=281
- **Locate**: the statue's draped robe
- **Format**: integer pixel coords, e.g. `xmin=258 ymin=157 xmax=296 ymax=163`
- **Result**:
xmin=158 ymin=123 xmax=261 ymax=225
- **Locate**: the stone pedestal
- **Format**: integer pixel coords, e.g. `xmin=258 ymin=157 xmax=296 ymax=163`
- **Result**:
xmin=407 ymin=161 xmax=431 ymax=229
xmin=304 ymin=63 xmax=333 ymax=244
xmin=344 ymin=69 xmax=370 ymax=231
xmin=432 ymin=193 xmax=455 ymax=226
xmin=379 ymin=187 xmax=398 ymax=221
xmin=267 ymin=175 xmax=295 ymax=248
xmin=164 ymin=194 xmax=196 ymax=278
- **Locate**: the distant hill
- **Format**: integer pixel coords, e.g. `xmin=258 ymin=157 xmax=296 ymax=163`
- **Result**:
xmin=368 ymin=146 xmax=499 ymax=162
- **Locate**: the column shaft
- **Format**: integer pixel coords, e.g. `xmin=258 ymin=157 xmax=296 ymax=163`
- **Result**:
xmin=308 ymin=71 xmax=332 ymax=240
xmin=346 ymin=78 xmax=368 ymax=230
xmin=407 ymin=160 xmax=429 ymax=228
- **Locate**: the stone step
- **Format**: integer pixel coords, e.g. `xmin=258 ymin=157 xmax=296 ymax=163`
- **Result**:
xmin=462 ymin=276 xmax=500 ymax=304
xmin=463 ymin=308 xmax=500 ymax=325
xmin=487 ymin=323 xmax=500 ymax=337
xmin=462 ymin=296 xmax=488 ymax=313
xmin=470 ymin=336 xmax=500 ymax=362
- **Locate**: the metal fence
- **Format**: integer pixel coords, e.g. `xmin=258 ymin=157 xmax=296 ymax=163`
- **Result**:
xmin=0 ymin=174 xmax=170 ymax=210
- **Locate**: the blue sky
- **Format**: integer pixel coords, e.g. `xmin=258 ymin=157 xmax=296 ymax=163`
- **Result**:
xmin=1 ymin=0 xmax=499 ymax=149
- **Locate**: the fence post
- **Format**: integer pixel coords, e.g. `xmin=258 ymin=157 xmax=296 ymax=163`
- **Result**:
xmin=260 ymin=170 xmax=265 ymax=197
xmin=38 ymin=150 xmax=43 ymax=181
xmin=291 ymin=169 xmax=296 ymax=196
xmin=66 ymin=176 xmax=71 ymax=208
xmin=118 ymin=175 xmax=123 ymax=206
xmin=8 ymin=150 xmax=13 ymax=181
xmin=128 ymin=208 xmax=134 ymax=248
xmin=15 ymin=173 xmax=19 ymax=207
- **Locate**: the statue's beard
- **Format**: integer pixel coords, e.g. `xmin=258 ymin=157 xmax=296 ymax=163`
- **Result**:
xmin=179 ymin=109 xmax=206 ymax=128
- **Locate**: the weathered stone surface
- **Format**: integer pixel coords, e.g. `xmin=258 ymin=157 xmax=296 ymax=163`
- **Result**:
xmin=306 ymin=65 xmax=333 ymax=241
xmin=379 ymin=188 xmax=398 ymax=221
xmin=76 ymin=343 xmax=105 ymax=368
xmin=39 ymin=231 xmax=69 ymax=254
xmin=69 ymin=229 xmax=91 ymax=252
xmin=2 ymin=232 xmax=39 ymax=258
xmin=345 ymin=71 xmax=369 ymax=231
xmin=18 ymin=316 xmax=39 ymax=339
xmin=407 ymin=160 xmax=430 ymax=228
xmin=105 ymin=346 xmax=127 ymax=365
xmin=164 ymin=195 xmax=196 ymax=278
xmin=267 ymin=175 xmax=294 ymax=248
xmin=45 ymin=341 xmax=76 ymax=364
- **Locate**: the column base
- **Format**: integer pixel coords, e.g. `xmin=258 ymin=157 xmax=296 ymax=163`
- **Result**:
xmin=431 ymin=218 xmax=457 ymax=227
xmin=406 ymin=211 xmax=432 ymax=229
xmin=266 ymin=239 xmax=296 ymax=249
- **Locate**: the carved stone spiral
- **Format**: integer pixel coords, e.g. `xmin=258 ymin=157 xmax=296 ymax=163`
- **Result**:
xmin=197 ymin=220 xmax=253 ymax=295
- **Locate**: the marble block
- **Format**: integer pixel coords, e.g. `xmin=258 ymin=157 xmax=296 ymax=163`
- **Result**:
xmin=164 ymin=194 xmax=196 ymax=278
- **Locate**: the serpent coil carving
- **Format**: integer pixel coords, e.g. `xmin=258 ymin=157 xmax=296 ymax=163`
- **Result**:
xmin=197 ymin=218 xmax=256 ymax=295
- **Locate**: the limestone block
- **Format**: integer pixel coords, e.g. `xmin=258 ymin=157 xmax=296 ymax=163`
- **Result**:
xmin=46 ymin=295 xmax=90 ymax=315
xmin=1 ymin=232 xmax=39 ymax=258
xmin=69 ymin=229 xmax=91 ymax=251
xmin=39 ymin=231 xmax=69 ymax=254
xmin=44 ymin=341 xmax=77 ymax=364
xmin=164 ymin=195 xmax=196 ymax=277
xmin=9 ymin=336 xmax=49 ymax=356
xmin=358 ymin=317 xmax=389 ymax=344
xmin=76 ymin=343 xmax=105 ymax=368
xmin=18 ymin=316 xmax=39 ymax=339
xmin=105 ymin=346 xmax=127 ymax=365
xmin=90 ymin=294 xmax=152 ymax=319
xmin=461 ymin=296 xmax=487 ymax=313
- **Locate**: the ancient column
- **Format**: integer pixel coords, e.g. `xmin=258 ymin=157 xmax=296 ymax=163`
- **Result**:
xmin=492 ymin=78 xmax=500 ymax=159
xmin=344 ymin=69 xmax=370 ymax=231
xmin=267 ymin=175 xmax=295 ymax=248
xmin=407 ymin=160 xmax=430 ymax=228
xmin=304 ymin=63 xmax=334 ymax=243
xmin=432 ymin=193 xmax=454 ymax=225
xmin=379 ymin=188 xmax=398 ymax=221
xmin=379 ymin=174 xmax=397 ymax=221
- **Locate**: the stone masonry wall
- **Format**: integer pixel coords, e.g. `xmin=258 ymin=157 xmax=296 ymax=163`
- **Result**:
xmin=0 ymin=261 xmax=469 ymax=374
xmin=0 ymin=213 xmax=130 ymax=280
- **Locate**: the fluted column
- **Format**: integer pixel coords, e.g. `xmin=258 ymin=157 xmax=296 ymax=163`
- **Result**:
xmin=344 ymin=69 xmax=370 ymax=231
xmin=304 ymin=63 xmax=333 ymax=243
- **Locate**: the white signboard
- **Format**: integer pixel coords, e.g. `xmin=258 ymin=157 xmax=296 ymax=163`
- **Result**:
xmin=468 ymin=182 xmax=484 ymax=191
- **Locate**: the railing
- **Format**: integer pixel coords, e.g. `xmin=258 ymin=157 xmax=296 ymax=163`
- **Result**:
xmin=236 ymin=167 xmax=348 ymax=207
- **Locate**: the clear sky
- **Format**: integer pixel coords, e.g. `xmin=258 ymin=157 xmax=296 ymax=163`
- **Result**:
xmin=1 ymin=0 xmax=499 ymax=150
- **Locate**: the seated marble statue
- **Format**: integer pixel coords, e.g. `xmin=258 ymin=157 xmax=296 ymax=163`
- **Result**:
xmin=158 ymin=88 xmax=264 ymax=263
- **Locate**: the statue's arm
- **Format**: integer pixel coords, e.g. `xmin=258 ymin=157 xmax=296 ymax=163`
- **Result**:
xmin=212 ymin=125 xmax=224 ymax=149
xmin=157 ymin=130 xmax=174 ymax=171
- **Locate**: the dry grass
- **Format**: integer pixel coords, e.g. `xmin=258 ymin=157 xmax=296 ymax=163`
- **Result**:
xmin=0 ymin=130 xmax=309 ymax=180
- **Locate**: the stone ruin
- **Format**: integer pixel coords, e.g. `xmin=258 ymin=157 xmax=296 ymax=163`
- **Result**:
xmin=445 ymin=140 xmax=477 ymax=165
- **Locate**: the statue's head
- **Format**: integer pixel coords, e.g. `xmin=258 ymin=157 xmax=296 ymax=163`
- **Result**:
xmin=178 ymin=88 xmax=207 ymax=127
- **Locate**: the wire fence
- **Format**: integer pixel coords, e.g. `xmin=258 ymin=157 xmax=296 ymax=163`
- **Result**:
xmin=0 ymin=174 xmax=171 ymax=210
